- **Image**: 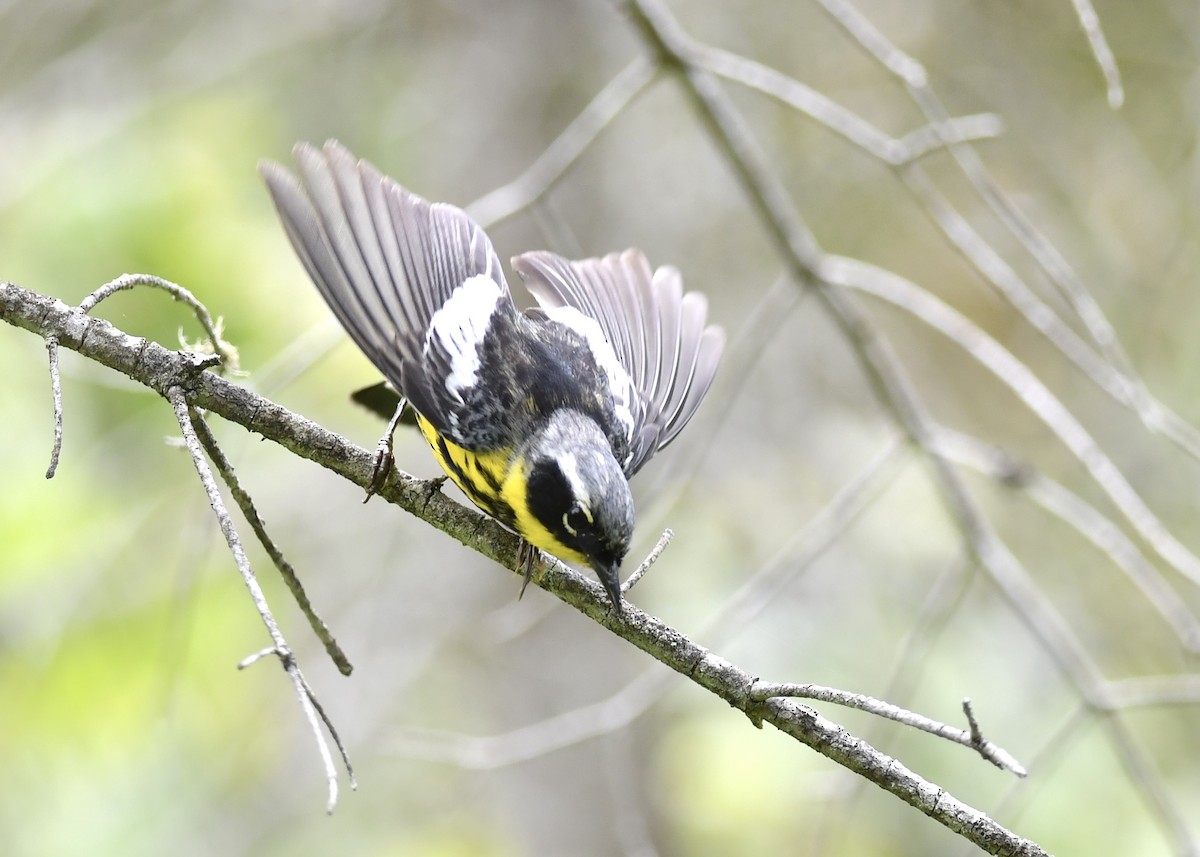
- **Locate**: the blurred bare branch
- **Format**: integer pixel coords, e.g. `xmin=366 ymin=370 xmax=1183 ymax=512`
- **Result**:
xmin=620 ymin=4 xmax=1198 ymax=852
xmin=467 ymin=57 xmax=658 ymax=229
xmin=701 ymin=38 xmax=1200 ymax=463
xmin=823 ymin=254 xmax=1200 ymax=590
xmin=819 ymin=0 xmax=1111 ymax=331
xmin=1068 ymin=0 xmax=1125 ymax=108
xmin=694 ymin=44 xmax=1005 ymax=164
xmin=930 ymin=428 xmax=1200 ymax=650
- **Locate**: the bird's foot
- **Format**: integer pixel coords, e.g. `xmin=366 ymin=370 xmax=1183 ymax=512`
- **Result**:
xmin=363 ymin=434 xmax=394 ymax=502
xmin=516 ymin=539 xmax=539 ymax=599
xmin=363 ymin=397 xmax=409 ymax=503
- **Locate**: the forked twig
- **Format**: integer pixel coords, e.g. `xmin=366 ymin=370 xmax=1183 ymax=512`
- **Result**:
xmin=750 ymin=682 xmax=1026 ymax=776
xmin=189 ymin=409 xmax=355 ymax=675
xmin=79 ymin=273 xmax=238 ymax=370
xmin=166 ymin=385 xmax=354 ymax=811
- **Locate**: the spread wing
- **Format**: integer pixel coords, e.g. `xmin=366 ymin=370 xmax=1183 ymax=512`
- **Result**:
xmin=259 ymin=140 xmax=517 ymax=448
xmin=512 ymin=249 xmax=724 ymax=475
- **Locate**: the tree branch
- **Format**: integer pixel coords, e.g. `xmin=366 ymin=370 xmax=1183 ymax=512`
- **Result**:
xmin=1 ymin=280 xmax=1043 ymax=856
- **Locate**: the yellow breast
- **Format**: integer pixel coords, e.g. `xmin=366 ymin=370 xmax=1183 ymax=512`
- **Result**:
xmin=416 ymin=414 xmax=589 ymax=567
xmin=500 ymin=456 xmax=590 ymax=567
xmin=415 ymin=414 xmax=507 ymax=517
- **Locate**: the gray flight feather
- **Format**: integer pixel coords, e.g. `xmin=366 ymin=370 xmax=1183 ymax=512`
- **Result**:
xmin=512 ymin=249 xmax=725 ymax=476
xmin=259 ymin=140 xmax=514 ymax=444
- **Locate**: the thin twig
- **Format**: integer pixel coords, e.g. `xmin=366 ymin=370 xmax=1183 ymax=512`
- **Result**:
xmin=750 ymin=682 xmax=1027 ymax=776
xmin=79 ymin=273 xmax=239 ymax=371
xmin=621 ymin=528 xmax=673 ymax=594
xmin=1068 ymin=0 xmax=1125 ymax=109
xmin=189 ymin=407 xmax=354 ymax=675
xmin=165 ymin=384 xmax=353 ymax=811
xmin=954 ymin=705 xmax=1093 ymax=857
xmin=961 ymin=698 xmax=984 ymax=746
xmin=44 ymin=335 xmax=63 ymax=478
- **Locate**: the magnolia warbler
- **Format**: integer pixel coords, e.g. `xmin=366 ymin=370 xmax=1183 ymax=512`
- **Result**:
xmin=259 ymin=141 xmax=724 ymax=608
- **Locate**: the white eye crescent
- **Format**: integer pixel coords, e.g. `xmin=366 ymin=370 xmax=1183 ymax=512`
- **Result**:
xmin=563 ymin=501 xmax=592 ymax=536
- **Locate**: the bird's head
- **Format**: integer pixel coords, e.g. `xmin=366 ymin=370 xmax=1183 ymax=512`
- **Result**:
xmin=521 ymin=410 xmax=634 ymax=609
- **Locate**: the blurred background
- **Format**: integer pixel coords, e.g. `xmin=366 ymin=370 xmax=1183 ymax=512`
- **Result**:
xmin=3 ymin=0 xmax=1200 ymax=854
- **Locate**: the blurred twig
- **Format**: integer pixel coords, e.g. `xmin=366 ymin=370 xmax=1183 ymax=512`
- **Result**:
xmin=1068 ymin=0 xmax=1125 ymax=109
xmin=466 ymin=57 xmax=658 ymax=229
xmin=621 ymin=3 xmax=1194 ymax=853
xmin=930 ymin=428 xmax=1200 ymax=650
xmin=822 ymin=255 xmax=1200 ymax=590
xmin=812 ymin=0 xmax=1200 ymax=465
xmin=702 ymin=35 xmax=1200 ymax=463
xmin=693 ymin=44 xmax=1005 ymax=164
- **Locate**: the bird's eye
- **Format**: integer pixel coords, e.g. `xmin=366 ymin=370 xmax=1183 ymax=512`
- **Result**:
xmin=562 ymin=502 xmax=592 ymax=536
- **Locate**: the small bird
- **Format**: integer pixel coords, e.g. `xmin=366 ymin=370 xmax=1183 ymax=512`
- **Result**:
xmin=259 ymin=141 xmax=724 ymax=608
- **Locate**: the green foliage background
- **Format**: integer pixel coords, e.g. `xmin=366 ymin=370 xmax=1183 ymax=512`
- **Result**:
xmin=3 ymin=1 xmax=1199 ymax=855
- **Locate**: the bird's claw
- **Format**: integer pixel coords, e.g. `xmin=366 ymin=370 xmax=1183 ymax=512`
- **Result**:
xmin=516 ymin=539 xmax=538 ymax=599
xmin=363 ymin=434 xmax=394 ymax=503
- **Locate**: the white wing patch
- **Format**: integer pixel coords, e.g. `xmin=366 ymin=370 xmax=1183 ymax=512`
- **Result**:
xmin=545 ymin=305 xmax=636 ymax=442
xmin=425 ymin=274 xmax=503 ymax=402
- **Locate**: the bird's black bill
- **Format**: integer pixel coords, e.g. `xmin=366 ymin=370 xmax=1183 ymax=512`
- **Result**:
xmin=596 ymin=561 xmax=623 ymax=612
xmin=351 ymin=381 xmax=418 ymax=425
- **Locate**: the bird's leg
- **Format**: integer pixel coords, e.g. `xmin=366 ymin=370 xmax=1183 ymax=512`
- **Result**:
xmin=516 ymin=538 xmax=539 ymax=599
xmin=364 ymin=396 xmax=409 ymax=503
